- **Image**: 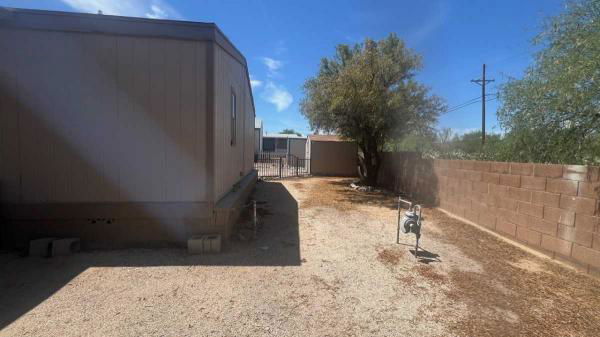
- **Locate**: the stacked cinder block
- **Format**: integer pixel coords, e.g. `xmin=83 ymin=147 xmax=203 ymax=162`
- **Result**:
xmin=434 ymin=160 xmax=600 ymax=274
xmin=187 ymin=234 xmax=222 ymax=254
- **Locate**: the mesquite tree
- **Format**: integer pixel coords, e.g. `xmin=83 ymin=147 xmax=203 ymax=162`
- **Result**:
xmin=301 ymin=34 xmax=445 ymax=185
xmin=498 ymin=0 xmax=600 ymax=164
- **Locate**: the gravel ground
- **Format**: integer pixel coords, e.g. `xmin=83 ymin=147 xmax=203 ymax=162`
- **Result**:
xmin=1 ymin=177 xmax=599 ymax=336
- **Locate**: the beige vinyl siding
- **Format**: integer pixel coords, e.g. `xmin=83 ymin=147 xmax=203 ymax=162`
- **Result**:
xmin=310 ymin=141 xmax=358 ymax=177
xmin=0 ymin=28 xmax=209 ymax=203
xmin=289 ymin=139 xmax=307 ymax=159
xmin=213 ymin=45 xmax=255 ymax=200
xmin=244 ymin=84 xmax=254 ymax=173
xmin=254 ymin=129 xmax=261 ymax=153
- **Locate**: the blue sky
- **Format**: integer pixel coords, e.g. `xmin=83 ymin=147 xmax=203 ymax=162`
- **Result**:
xmin=1 ymin=0 xmax=565 ymax=136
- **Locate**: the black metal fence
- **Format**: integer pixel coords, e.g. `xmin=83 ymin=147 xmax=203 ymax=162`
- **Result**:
xmin=254 ymin=153 xmax=310 ymax=178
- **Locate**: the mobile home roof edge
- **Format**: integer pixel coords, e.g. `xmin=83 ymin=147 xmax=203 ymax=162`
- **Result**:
xmin=0 ymin=7 xmax=243 ymax=64
xmin=0 ymin=6 xmax=256 ymax=115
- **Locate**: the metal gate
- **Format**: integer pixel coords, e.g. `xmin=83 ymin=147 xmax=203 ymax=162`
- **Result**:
xmin=254 ymin=153 xmax=310 ymax=178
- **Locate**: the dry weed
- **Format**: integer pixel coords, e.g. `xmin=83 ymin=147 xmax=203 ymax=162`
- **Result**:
xmin=413 ymin=265 xmax=446 ymax=283
xmin=426 ymin=208 xmax=600 ymax=337
xmin=377 ymin=248 xmax=404 ymax=266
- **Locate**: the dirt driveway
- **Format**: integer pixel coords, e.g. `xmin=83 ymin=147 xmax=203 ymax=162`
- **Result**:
xmin=1 ymin=177 xmax=599 ymax=336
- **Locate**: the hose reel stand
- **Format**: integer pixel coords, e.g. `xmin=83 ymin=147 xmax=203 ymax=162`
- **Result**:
xmin=396 ymin=198 xmax=423 ymax=259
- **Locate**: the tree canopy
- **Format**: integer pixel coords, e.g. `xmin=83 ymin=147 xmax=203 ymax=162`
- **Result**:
xmin=280 ymin=128 xmax=302 ymax=136
xmin=393 ymin=129 xmax=506 ymax=161
xmin=498 ymin=0 xmax=600 ymax=164
xmin=301 ymin=33 xmax=445 ymax=184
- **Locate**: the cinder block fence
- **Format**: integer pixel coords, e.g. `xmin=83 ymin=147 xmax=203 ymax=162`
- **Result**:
xmin=378 ymin=153 xmax=600 ymax=275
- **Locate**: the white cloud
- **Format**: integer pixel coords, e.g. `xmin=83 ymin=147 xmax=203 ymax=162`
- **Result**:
xmin=262 ymin=81 xmax=293 ymax=111
xmin=261 ymin=57 xmax=283 ymax=77
xmin=409 ymin=1 xmax=447 ymax=44
xmin=258 ymin=58 xmax=291 ymax=109
xmin=250 ymin=75 xmax=263 ymax=89
xmin=146 ymin=5 xmax=167 ymax=19
xmin=61 ymin=0 xmax=182 ymax=20
xmin=262 ymin=57 xmax=282 ymax=71
xmin=250 ymin=79 xmax=263 ymax=89
xmin=451 ymin=128 xmax=478 ymax=136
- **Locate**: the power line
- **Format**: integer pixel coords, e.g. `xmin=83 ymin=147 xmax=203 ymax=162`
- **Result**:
xmin=447 ymin=101 xmax=479 ymax=113
xmin=446 ymin=96 xmax=496 ymax=113
xmin=446 ymin=93 xmax=498 ymax=113
xmin=447 ymin=96 xmax=480 ymax=111
xmin=447 ymin=98 xmax=480 ymax=113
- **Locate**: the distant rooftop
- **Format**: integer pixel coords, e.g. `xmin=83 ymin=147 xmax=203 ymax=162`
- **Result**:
xmin=264 ymin=133 xmax=306 ymax=139
xmin=255 ymin=118 xmax=263 ymax=129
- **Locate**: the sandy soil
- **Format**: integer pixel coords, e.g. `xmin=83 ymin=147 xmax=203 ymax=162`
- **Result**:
xmin=1 ymin=177 xmax=599 ymax=336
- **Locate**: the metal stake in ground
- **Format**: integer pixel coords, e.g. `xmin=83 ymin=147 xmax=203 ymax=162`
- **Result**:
xmin=253 ymin=200 xmax=258 ymax=239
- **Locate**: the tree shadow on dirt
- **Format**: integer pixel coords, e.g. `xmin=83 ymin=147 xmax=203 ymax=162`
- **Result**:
xmin=326 ymin=179 xmax=400 ymax=210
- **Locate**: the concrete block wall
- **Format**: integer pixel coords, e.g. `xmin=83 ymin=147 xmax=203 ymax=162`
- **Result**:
xmin=377 ymin=152 xmax=438 ymax=205
xmin=436 ymin=160 xmax=600 ymax=274
xmin=379 ymin=153 xmax=600 ymax=275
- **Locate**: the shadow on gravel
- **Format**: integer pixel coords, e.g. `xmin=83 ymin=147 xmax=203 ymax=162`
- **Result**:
xmin=410 ymin=248 xmax=441 ymax=264
xmin=0 ymin=180 xmax=300 ymax=331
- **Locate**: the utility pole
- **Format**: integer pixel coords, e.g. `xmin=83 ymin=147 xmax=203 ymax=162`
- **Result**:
xmin=471 ymin=64 xmax=494 ymax=145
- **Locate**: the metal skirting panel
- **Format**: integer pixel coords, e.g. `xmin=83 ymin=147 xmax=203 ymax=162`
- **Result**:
xmin=0 ymin=201 xmax=214 ymax=249
xmin=1 ymin=202 xmax=212 ymax=219
xmin=214 ymin=170 xmax=258 ymax=239
xmin=0 ymin=171 xmax=258 ymax=249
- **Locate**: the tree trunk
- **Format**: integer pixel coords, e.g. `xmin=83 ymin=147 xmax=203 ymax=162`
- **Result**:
xmin=357 ymin=142 xmax=380 ymax=186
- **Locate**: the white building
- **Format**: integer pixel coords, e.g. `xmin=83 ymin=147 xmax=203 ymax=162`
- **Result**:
xmin=261 ymin=133 xmax=307 ymax=159
xmin=254 ymin=118 xmax=263 ymax=154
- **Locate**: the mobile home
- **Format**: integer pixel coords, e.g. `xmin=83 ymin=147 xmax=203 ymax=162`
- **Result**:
xmin=0 ymin=8 xmax=256 ymax=248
